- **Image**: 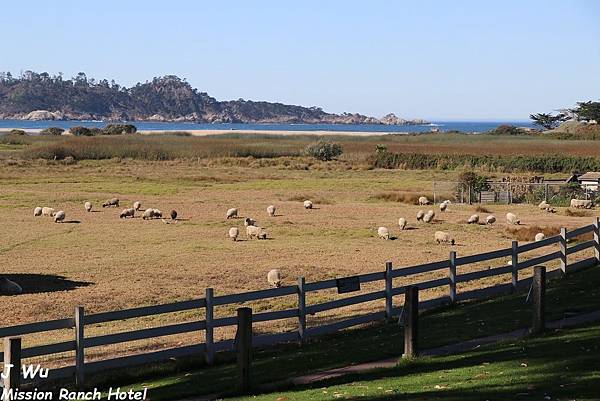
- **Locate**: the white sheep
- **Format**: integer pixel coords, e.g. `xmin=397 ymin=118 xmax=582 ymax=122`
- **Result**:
xmin=434 ymin=231 xmax=455 ymax=245
xmin=34 ymin=207 xmax=42 ymax=217
xmin=486 ymin=215 xmax=496 ymax=225
xmin=304 ymin=200 xmax=313 ymax=209
xmin=398 ymin=217 xmax=407 ymax=230
xmin=0 ymin=278 xmax=22 ymax=295
xmin=246 ymin=225 xmax=267 ymax=239
xmin=570 ymin=199 xmax=593 ymax=209
xmin=84 ymin=201 xmax=92 ymax=212
xmin=267 ymin=269 xmax=283 ymax=287
xmin=133 ymin=201 xmax=142 ymax=211
xmin=267 ymin=205 xmax=276 ymax=217
xmin=53 ymin=211 xmax=65 ymax=223
xmin=467 ymin=214 xmax=479 ymax=224
xmin=377 ymin=226 xmax=390 ymax=240
xmin=506 ymin=212 xmax=520 ymax=225
xmin=416 ymin=210 xmax=425 ymax=221
xmin=228 ymin=227 xmax=239 ymax=241
xmin=120 ymin=208 xmax=135 ymax=219
xmin=244 ymin=217 xmax=256 ymax=227
xmin=535 ymin=232 xmax=545 ymax=242
xmin=226 ymin=208 xmax=238 ymax=219
xmin=152 ymin=209 xmax=163 ymax=219
xmin=423 ymin=210 xmax=435 ymax=223
xmin=418 ymin=196 xmax=430 ymax=205
xmin=41 ymin=207 xmax=55 ymax=217
xmin=538 ymin=200 xmax=549 ymax=210
xmin=439 ymin=202 xmax=448 ymax=212
xmin=102 ymin=198 xmax=119 ymax=208
xmin=142 ymin=208 xmax=155 ymax=220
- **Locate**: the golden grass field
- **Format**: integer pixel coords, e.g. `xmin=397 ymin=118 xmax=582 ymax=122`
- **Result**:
xmin=1 ymin=153 xmax=598 ymax=364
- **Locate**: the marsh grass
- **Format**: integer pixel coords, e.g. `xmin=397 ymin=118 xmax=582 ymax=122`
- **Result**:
xmin=369 ymin=191 xmax=433 ymax=204
xmin=505 ymin=225 xmax=562 ymax=241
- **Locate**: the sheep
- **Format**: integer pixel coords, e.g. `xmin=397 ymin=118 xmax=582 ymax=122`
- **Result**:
xmin=53 ymin=211 xmax=65 ymax=223
xmin=486 ymin=215 xmax=496 ymax=225
xmin=244 ymin=217 xmax=256 ymax=227
xmin=267 ymin=205 xmax=276 ymax=217
xmin=377 ymin=226 xmax=390 ymax=240
xmin=120 ymin=208 xmax=135 ymax=219
xmin=41 ymin=207 xmax=55 ymax=217
xmin=267 ymin=269 xmax=283 ymax=287
xmin=304 ymin=200 xmax=313 ymax=209
xmin=398 ymin=217 xmax=407 ymax=230
xmin=0 ymin=277 xmax=22 ymax=295
xmin=423 ymin=210 xmax=435 ymax=223
xmin=418 ymin=196 xmax=430 ymax=205
xmin=506 ymin=212 xmax=520 ymax=225
xmin=84 ymin=201 xmax=92 ymax=212
xmin=439 ymin=202 xmax=448 ymax=212
xmin=152 ymin=209 xmax=163 ymax=219
xmin=170 ymin=210 xmax=177 ymax=220
xmin=416 ymin=210 xmax=425 ymax=221
xmin=570 ymin=199 xmax=593 ymax=209
xmin=34 ymin=207 xmax=42 ymax=217
xmin=538 ymin=200 xmax=549 ymax=210
xmin=434 ymin=231 xmax=455 ymax=245
xmin=228 ymin=227 xmax=239 ymax=241
xmin=133 ymin=201 xmax=142 ymax=211
xmin=226 ymin=208 xmax=238 ymax=219
xmin=102 ymin=198 xmax=119 ymax=208
xmin=142 ymin=208 xmax=155 ymax=220
xmin=467 ymin=214 xmax=479 ymax=224
xmin=246 ymin=225 xmax=267 ymax=239
xmin=535 ymin=232 xmax=546 ymax=242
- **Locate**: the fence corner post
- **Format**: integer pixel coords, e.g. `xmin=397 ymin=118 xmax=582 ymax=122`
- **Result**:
xmin=297 ymin=277 xmax=306 ymax=343
xmin=385 ymin=261 xmax=393 ymax=321
xmin=449 ymin=251 xmax=457 ymax=304
xmin=403 ymin=285 xmax=419 ymax=359
xmin=531 ymin=266 xmax=546 ymax=334
xmin=511 ymin=240 xmax=519 ymax=291
xmin=205 ymin=288 xmax=215 ymax=365
xmin=560 ymin=227 xmax=567 ymax=276
xmin=236 ymin=307 xmax=253 ymax=393
xmin=3 ymin=337 xmax=21 ymax=391
xmin=75 ymin=306 xmax=85 ymax=390
xmin=594 ymin=217 xmax=600 ymax=264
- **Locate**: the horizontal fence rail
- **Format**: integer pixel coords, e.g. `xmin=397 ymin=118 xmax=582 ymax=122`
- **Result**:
xmin=2 ymin=219 xmax=599 ymax=389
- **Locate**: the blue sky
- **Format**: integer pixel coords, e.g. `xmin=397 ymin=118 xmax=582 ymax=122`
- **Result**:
xmin=1 ymin=0 xmax=599 ymax=120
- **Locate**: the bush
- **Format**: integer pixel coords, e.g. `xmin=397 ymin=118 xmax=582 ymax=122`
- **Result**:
xmin=69 ymin=126 xmax=93 ymax=136
xmin=40 ymin=127 xmax=65 ymax=136
xmin=488 ymin=125 xmax=529 ymax=136
xmin=305 ymin=140 xmax=343 ymax=161
xmin=102 ymin=124 xmax=137 ymax=135
xmin=8 ymin=129 xmax=27 ymax=136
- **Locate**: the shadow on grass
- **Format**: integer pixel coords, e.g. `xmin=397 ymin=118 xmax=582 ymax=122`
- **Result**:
xmin=1 ymin=274 xmax=91 ymax=294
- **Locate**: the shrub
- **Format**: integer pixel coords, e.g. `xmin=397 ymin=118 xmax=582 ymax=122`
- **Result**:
xmin=102 ymin=124 xmax=137 ymax=135
xmin=488 ymin=125 xmax=528 ymax=136
xmin=40 ymin=127 xmax=65 ymax=136
xmin=305 ymin=140 xmax=343 ymax=161
xmin=506 ymin=225 xmax=562 ymax=241
xmin=8 ymin=129 xmax=27 ymax=136
xmin=474 ymin=205 xmax=491 ymax=213
xmin=69 ymin=126 xmax=93 ymax=136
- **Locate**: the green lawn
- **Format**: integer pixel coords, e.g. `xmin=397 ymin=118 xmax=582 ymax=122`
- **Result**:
xmin=88 ymin=267 xmax=600 ymax=400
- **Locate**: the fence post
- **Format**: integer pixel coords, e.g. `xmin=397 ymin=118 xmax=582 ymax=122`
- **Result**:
xmin=205 ymin=288 xmax=215 ymax=365
xmin=236 ymin=307 xmax=253 ymax=393
xmin=511 ymin=240 xmax=519 ymax=291
xmin=594 ymin=217 xmax=600 ymax=263
xmin=403 ymin=286 xmax=419 ymax=358
xmin=385 ymin=261 xmax=393 ymax=321
xmin=3 ymin=337 xmax=21 ymax=391
xmin=75 ymin=306 xmax=85 ymax=389
xmin=531 ymin=266 xmax=546 ymax=334
xmin=297 ymin=277 xmax=306 ymax=343
xmin=560 ymin=227 xmax=567 ymax=275
xmin=449 ymin=251 xmax=457 ymax=303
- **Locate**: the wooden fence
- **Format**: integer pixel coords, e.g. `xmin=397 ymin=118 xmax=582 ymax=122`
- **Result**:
xmin=2 ymin=219 xmax=600 ymax=388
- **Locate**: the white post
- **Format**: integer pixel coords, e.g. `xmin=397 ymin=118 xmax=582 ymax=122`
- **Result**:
xmin=449 ymin=251 xmax=457 ymax=303
xmin=594 ymin=217 xmax=600 ymax=263
xmin=560 ymin=227 xmax=567 ymax=275
xmin=511 ymin=240 xmax=519 ymax=290
xmin=205 ymin=288 xmax=214 ymax=365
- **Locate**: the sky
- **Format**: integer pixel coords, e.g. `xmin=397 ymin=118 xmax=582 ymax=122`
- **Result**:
xmin=0 ymin=0 xmax=599 ymax=121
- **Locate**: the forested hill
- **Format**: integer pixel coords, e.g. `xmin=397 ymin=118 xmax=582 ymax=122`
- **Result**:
xmin=0 ymin=71 xmax=426 ymax=125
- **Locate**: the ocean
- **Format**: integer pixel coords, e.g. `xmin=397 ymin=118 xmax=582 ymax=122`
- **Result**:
xmin=0 ymin=120 xmax=534 ymax=133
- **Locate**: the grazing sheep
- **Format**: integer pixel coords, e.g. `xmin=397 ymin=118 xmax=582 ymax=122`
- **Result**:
xmin=467 ymin=214 xmax=479 ymax=224
xmin=84 ymin=201 xmax=92 ymax=212
xmin=133 ymin=201 xmax=142 ymax=211
xmin=152 ymin=209 xmax=163 ymax=219
xmin=267 ymin=205 xmax=276 ymax=217
xmin=226 ymin=208 xmax=238 ymax=219
xmin=34 ymin=207 xmax=42 ymax=217
xmin=170 ymin=210 xmax=177 ymax=220
xmin=303 ymin=200 xmax=313 ymax=209
xmin=102 ymin=198 xmax=119 ymax=208
xmin=418 ymin=196 xmax=430 ymax=205
xmin=535 ymin=232 xmax=546 ymax=242
xmin=398 ymin=217 xmax=407 ymax=230
xmin=439 ymin=202 xmax=448 ymax=212
xmin=434 ymin=231 xmax=455 ymax=245
xmin=423 ymin=210 xmax=435 ymax=223
xmin=506 ymin=212 xmax=520 ymax=225
xmin=267 ymin=269 xmax=283 ymax=287
xmin=538 ymin=200 xmax=549 ymax=210
xmin=570 ymin=199 xmax=593 ymax=209
xmin=142 ymin=208 xmax=155 ymax=220
xmin=246 ymin=225 xmax=267 ymax=239
xmin=416 ymin=210 xmax=425 ymax=221
xmin=377 ymin=226 xmax=390 ymax=240
xmin=228 ymin=227 xmax=239 ymax=241
xmin=486 ymin=215 xmax=496 ymax=225
xmin=120 ymin=208 xmax=135 ymax=219
xmin=244 ymin=217 xmax=256 ymax=227
xmin=41 ymin=207 xmax=55 ymax=217
xmin=0 ymin=278 xmax=22 ymax=295
xmin=53 ymin=211 xmax=65 ymax=223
